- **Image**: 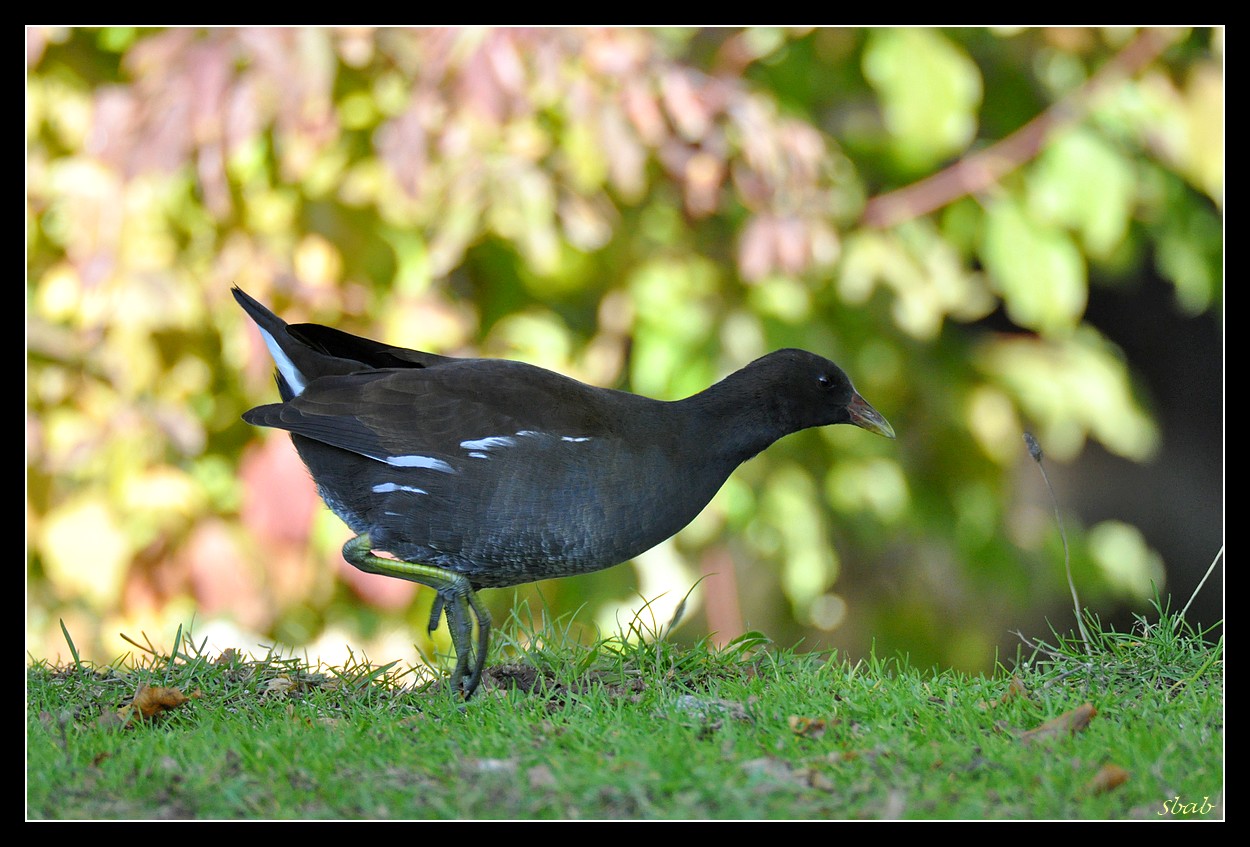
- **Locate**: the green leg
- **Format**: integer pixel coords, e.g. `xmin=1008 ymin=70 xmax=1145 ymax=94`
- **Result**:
xmin=342 ymin=533 xmax=491 ymax=698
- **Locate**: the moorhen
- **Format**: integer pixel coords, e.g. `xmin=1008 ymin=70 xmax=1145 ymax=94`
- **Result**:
xmin=233 ymin=286 xmax=895 ymax=697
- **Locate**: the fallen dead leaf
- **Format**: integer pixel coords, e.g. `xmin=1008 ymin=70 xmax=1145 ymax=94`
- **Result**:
xmin=118 ymin=685 xmax=197 ymax=724
xmin=788 ymin=715 xmax=832 ymax=739
xmin=1019 ymin=703 xmax=1097 ymax=745
xmin=133 ymin=685 xmax=192 ymax=716
xmin=1086 ymin=763 xmax=1130 ymax=794
xmin=978 ymin=675 xmax=1029 ymax=710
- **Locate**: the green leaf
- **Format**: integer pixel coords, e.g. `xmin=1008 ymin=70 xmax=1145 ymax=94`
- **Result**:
xmin=862 ymin=29 xmax=983 ymax=171
xmin=981 ymin=199 xmax=1087 ymax=335
xmin=1028 ymin=129 xmax=1134 ymax=259
xmin=977 ymin=327 xmax=1159 ymax=461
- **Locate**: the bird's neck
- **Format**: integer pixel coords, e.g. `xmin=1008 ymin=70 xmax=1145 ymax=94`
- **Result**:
xmin=672 ymin=369 xmax=791 ymax=467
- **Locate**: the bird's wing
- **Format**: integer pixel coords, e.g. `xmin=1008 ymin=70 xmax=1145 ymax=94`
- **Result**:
xmin=243 ymin=358 xmax=629 ymax=468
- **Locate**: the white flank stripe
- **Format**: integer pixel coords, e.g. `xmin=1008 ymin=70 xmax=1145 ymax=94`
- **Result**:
xmin=460 ymin=436 xmax=516 ymax=451
xmin=384 ymin=455 xmax=456 ymax=473
xmin=373 ymin=482 xmax=428 ymax=495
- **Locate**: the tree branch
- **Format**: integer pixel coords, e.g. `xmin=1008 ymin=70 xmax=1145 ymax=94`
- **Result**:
xmin=860 ymin=28 xmax=1181 ymax=229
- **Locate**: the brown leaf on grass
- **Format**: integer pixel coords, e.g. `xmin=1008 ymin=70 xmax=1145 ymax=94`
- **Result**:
xmin=119 ymin=684 xmax=197 ymax=723
xmin=826 ymin=748 xmax=883 ymax=764
xmin=788 ymin=715 xmax=834 ymax=739
xmin=977 ymin=675 xmax=1029 ymax=710
xmin=1086 ymin=763 xmax=1130 ymax=794
xmin=1019 ymin=703 xmax=1097 ymax=745
xmin=134 ymin=685 xmax=191 ymax=715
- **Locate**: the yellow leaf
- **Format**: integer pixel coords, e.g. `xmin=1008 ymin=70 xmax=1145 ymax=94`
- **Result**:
xmin=39 ymin=497 xmax=132 ymax=610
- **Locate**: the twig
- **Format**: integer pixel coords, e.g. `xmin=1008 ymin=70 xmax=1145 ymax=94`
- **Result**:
xmin=1179 ymin=546 xmax=1223 ymax=622
xmin=1023 ymin=432 xmax=1093 ymax=654
xmin=861 ymin=28 xmax=1181 ymax=229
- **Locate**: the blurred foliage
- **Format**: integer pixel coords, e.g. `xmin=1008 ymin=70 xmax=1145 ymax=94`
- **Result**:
xmin=26 ymin=27 xmax=1222 ymax=672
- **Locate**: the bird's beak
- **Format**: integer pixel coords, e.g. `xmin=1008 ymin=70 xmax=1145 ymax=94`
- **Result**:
xmin=848 ymin=392 xmax=895 ymax=439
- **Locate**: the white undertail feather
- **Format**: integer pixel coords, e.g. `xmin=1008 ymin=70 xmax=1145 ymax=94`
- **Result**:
xmin=259 ymin=326 xmax=308 ymax=396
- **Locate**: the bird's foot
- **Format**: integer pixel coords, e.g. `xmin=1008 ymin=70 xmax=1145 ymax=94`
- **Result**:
xmin=342 ymin=533 xmax=492 ymax=698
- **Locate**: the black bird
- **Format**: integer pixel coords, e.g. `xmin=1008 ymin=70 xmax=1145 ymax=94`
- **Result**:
xmin=233 ymin=286 xmax=895 ymax=697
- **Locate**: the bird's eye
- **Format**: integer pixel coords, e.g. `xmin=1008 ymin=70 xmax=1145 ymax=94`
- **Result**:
xmin=817 ymin=373 xmax=833 ymax=388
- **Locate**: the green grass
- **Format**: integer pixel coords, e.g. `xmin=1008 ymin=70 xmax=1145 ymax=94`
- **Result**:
xmin=27 ymin=600 xmax=1222 ymax=820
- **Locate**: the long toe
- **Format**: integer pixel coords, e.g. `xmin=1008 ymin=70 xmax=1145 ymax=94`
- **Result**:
xmin=462 ymin=598 xmax=492 ymax=697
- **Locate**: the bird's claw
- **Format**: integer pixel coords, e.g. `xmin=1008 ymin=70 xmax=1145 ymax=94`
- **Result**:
xmin=343 ymin=533 xmax=491 ymax=698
